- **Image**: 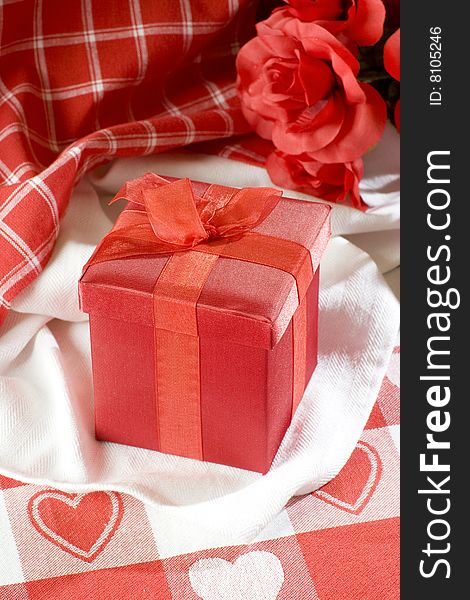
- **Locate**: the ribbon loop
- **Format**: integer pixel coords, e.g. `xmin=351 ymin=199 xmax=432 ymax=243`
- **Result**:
xmin=110 ymin=172 xmax=171 ymax=207
xmin=201 ymin=184 xmax=281 ymax=239
xmin=142 ymin=178 xmax=208 ymax=247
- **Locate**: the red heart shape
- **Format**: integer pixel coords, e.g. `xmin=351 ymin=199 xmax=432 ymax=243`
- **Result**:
xmin=28 ymin=491 xmax=124 ymax=562
xmin=313 ymin=441 xmax=382 ymax=514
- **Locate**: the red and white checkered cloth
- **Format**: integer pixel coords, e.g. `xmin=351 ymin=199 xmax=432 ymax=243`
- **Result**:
xmin=0 ymin=0 xmax=259 ymax=325
xmin=0 ymin=347 xmax=399 ymax=598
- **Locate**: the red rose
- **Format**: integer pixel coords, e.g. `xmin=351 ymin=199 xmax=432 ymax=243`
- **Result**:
xmin=266 ymin=150 xmax=364 ymax=209
xmin=280 ymin=0 xmax=386 ymax=46
xmin=236 ymin=12 xmax=386 ymax=163
xmin=384 ymin=28 xmax=400 ymax=130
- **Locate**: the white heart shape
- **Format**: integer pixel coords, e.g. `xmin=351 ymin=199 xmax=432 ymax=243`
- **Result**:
xmin=189 ymin=551 xmax=284 ymax=600
xmin=386 ymin=351 xmax=400 ymax=387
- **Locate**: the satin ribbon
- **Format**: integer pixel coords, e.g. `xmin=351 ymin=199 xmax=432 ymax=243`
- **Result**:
xmin=84 ymin=174 xmax=314 ymax=460
xmin=85 ymin=175 xmax=282 ymax=265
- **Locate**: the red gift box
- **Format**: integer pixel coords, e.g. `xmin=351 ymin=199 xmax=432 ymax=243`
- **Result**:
xmin=79 ymin=175 xmax=331 ymax=473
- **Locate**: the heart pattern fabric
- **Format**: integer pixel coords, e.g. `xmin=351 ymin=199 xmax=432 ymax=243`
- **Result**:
xmin=313 ymin=441 xmax=382 ymax=514
xmin=28 ymin=490 xmax=124 ymax=562
xmin=189 ymin=551 xmax=284 ymax=600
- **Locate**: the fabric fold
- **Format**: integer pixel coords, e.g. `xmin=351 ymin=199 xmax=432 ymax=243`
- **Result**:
xmin=1 ymin=152 xmax=399 ymax=544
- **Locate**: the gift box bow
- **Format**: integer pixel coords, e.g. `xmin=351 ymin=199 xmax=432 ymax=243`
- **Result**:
xmin=84 ymin=174 xmax=317 ymax=308
xmin=107 ymin=173 xmax=281 ymax=249
xmin=82 ymin=174 xmax=322 ymax=461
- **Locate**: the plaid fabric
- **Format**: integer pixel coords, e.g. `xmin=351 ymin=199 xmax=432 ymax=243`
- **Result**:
xmin=0 ymin=347 xmax=399 ymax=598
xmin=190 ymin=133 xmax=274 ymax=167
xmin=0 ymin=0 xmax=256 ymax=325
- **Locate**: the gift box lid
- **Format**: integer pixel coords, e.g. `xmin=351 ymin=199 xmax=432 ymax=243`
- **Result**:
xmin=79 ymin=177 xmax=331 ymax=350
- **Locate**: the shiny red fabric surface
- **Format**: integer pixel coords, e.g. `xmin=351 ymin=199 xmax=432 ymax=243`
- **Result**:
xmin=90 ymin=270 xmax=319 ymax=473
xmin=153 ymin=251 xmax=218 ymax=460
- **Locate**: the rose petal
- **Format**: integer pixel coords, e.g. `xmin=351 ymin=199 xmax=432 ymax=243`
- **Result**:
xmin=281 ymin=0 xmax=385 ymax=47
xmin=266 ymin=150 xmax=365 ymax=208
xmin=311 ymin=83 xmax=386 ymax=163
xmin=384 ymin=29 xmax=400 ymax=81
xmin=239 ymin=101 xmax=275 ymax=139
xmin=284 ymin=19 xmax=359 ymax=73
xmin=345 ymin=0 xmax=386 ymax=46
xmin=272 ymin=92 xmax=345 ymax=154
xmin=291 ymin=25 xmax=363 ymax=101
xmin=298 ymin=55 xmax=336 ymax=105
